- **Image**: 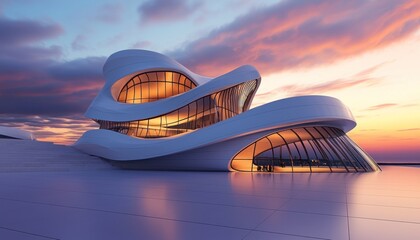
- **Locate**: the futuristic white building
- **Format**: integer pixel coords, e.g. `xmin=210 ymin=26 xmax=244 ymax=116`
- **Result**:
xmin=75 ymin=50 xmax=380 ymax=173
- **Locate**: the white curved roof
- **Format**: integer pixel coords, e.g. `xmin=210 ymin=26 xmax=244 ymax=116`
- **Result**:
xmin=103 ymin=49 xmax=210 ymax=85
xmin=75 ymin=95 xmax=355 ymax=160
xmin=86 ymin=49 xmax=261 ymax=121
xmin=0 ymin=126 xmax=34 ymax=140
xmin=75 ymin=49 xmax=365 ymax=171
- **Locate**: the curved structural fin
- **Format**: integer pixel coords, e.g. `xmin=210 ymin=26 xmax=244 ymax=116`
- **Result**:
xmin=231 ymin=126 xmax=380 ymax=173
xmin=75 ymin=49 xmax=380 ymax=172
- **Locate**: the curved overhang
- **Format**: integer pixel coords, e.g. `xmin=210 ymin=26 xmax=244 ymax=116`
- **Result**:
xmin=0 ymin=126 xmax=34 ymax=140
xmin=86 ymin=49 xmax=261 ymax=121
xmin=103 ymin=49 xmax=209 ymax=86
xmin=75 ymin=95 xmax=355 ymax=160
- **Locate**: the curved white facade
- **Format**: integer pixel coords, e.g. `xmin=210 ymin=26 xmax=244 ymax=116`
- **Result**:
xmin=75 ymin=50 xmax=380 ymax=173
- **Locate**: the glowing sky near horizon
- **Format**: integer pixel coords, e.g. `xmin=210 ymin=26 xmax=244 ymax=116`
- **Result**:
xmin=0 ymin=0 xmax=419 ymax=161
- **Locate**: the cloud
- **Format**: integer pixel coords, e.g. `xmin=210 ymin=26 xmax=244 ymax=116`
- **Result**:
xmin=0 ymin=17 xmax=63 ymax=46
xmin=366 ymin=103 xmax=398 ymax=111
xmin=358 ymin=129 xmax=379 ymax=132
xmin=398 ymin=128 xmax=420 ymax=131
xmin=95 ymin=3 xmax=124 ymax=23
xmin=138 ymin=0 xmax=202 ymax=24
xmin=256 ymin=64 xmax=382 ymax=100
xmin=363 ymin=102 xmax=417 ymax=111
xmin=132 ymin=40 xmax=152 ymax=49
xmin=72 ymin=34 xmax=87 ymax=51
xmin=1 ymin=45 xmax=62 ymax=62
xmin=0 ymin=114 xmax=97 ymax=144
xmin=352 ymin=62 xmax=391 ymax=78
xmin=0 ymin=16 xmax=63 ymax=63
xmin=400 ymin=103 xmax=419 ymax=108
xmin=0 ymin=15 xmax=106 ymax=143
xmin=280 ymin=77 xmax=379 ymax=96
xmin=170 ymin=0 xmax=420 ymax=76
xmin=0 ymin=16 xmax=105 ymax=116
xmin=0 ymin=57 xmax=105 ymax=115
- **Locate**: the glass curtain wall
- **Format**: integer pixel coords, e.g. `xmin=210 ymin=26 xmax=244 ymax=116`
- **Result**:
xmin=231 ymin=127 xmax=380 ymax=173
xmin=117 ymin=71 xmax=196 ymax=104
xmin=99 ymin=80 xmax=258 ymax=138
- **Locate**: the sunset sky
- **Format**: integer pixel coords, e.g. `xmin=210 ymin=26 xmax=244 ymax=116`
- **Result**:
xmin=0 ymin=0 xmax=419 ymax=162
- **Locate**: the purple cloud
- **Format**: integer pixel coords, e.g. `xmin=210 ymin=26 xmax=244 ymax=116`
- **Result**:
xmin=0 ymin=16 xmax=63 ymax=64
xmin=138 ymin=0 xmax=202 ymax=24
xmin=0 ymin=17 xmax=62 ymax=46
xmin=0 ymin=57 xmax=105 ymax=115
xmin=0 ymin=16 xmax=105 ymax=117
xmin=1 ymin=45 xmax=62 ymax=62
xmin=95 ymin=3 xmax=124 ymax=23
xmin=170 ymin=0 xmax=420 ymax=76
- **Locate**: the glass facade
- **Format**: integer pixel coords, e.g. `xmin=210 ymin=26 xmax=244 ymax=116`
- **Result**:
xmin=231 ymin=127 xmax=380 ymax=173
xmin=99 ymin=80 xmax=258 ymax=138
xmin=117 ymin=71 xmax=197 ymax=104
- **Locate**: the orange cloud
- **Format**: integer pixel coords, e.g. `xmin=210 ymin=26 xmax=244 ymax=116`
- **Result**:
xmin=172 ymin=0 xmax=420 ymax=77
xmin=256 ymin=64 xmax=382 ymax=99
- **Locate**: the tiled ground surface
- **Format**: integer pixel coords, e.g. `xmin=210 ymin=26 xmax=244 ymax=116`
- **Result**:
xmin=0 ymin=166 xmax=419 ymax=240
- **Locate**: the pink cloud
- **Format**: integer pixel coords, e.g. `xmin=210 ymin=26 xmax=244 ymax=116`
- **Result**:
xmin=138 ymin=0 xmax=202 ymax=24
xmin=171 ymin=0 xmax=420 ymax=77
xmin=366 ymin=103 xmax=398 ymax=111
xmin=132 ymin=40 xmax=151 ymax=49
xmin=255 ymin=64 xmax=382 ymax=99
xmin=281 ymin=77 xmax=379 ymax=96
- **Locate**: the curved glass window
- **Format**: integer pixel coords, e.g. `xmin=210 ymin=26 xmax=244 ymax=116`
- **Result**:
xmin=117 ymin=71 xmax=197 ymax=104
xmin=231 ymin=127 xmax=380 ymax=173
xmin=99 ymin=80 xmax=258 ymax=138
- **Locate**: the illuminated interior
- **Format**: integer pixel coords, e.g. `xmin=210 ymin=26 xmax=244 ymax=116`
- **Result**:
xmin=117 ymin=71 xmax=197 ymax=104
xmin=231 ymin=127 xmax=380 ymax=173
xmin=99 ymin=80 xmax=258 ymax=138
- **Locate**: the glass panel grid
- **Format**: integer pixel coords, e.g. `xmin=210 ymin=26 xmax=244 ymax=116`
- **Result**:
xmin=117 ymin=71 xmax=197 ymax=104
xmin=100 ymin=80 xmax=258 ymax=138
xmin=231 ymin=127 xmax=377 ymax=173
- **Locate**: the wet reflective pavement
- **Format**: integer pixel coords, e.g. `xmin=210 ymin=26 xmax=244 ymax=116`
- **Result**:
xmin=0 ymin=166 xmax=419 ymax=240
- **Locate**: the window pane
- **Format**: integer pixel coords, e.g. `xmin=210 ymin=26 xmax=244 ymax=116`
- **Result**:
xmin=157 ymin=72 xmax=165 ymax=81
xmin=139 ymin=73 xmax=148 ymax=83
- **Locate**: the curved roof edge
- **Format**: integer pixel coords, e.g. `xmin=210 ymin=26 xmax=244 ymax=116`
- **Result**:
xmin=75 ymin=95 xmax=355 ymax=160
xmin=0 ymin=126 xmax=35 ymax=140
xmin=103 ymin=49 xmax=209 ymax=85
xmin=86 ymin=60 xmax=261 ymax=121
